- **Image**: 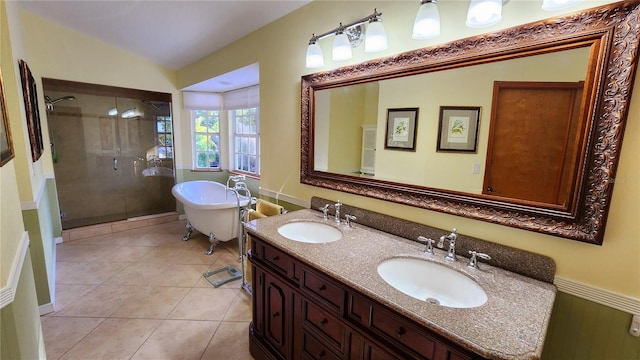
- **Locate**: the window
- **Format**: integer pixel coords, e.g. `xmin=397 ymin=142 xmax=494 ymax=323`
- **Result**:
xmin=156 ymin=116 xmax=173 ymax=159
xmin=231 ymin=107 xmax=259 ymax=175
xmin=192 ymin=110 xmax=220 ymax=169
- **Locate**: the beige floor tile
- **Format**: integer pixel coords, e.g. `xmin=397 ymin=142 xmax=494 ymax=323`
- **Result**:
xmin=56 ymin=261 xmax=129 ymax=285
xmin=168 ymin=287 xmax=238 ymax=321
xmin=101 ymin=245 xmax=155 ymax=263
xmin=59 ymin=318 xmax=161 ymax=360
xmin=223 ymin=292 xmax=252 ymax=322
xmin=56 ymin=244 xmax=117 ymax=262
xmin=102 ymin=262 xmax=167 ymax=286
xmin=201 ymin=321 xmax=253 ymax=360
xmin=154 ymin=264 xmax=211 ymax=287
xmin=52 ymin=285 xmax=137 ymax=317
xmin=138 ymin=246 xmax=220 ymax=265
xmin=111 ymin=286 xmax=189 ymax=319
xmin=131 ymin=320 xmax=220 ymax=360
xmin=41 ymin=317 xmax=105 ymax=360
xmin=53 ymin=284 xmax=98 ymax=312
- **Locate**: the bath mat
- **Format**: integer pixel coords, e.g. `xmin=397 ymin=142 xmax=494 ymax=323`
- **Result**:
xmin=203 ymin=265 xmax=242 ymax=287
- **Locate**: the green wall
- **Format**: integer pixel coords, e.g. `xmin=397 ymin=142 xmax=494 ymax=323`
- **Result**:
xmin=0 ymin=251 xmax=47 ymax=359
xmin=543 ymin=292 xmax=640 ymax=359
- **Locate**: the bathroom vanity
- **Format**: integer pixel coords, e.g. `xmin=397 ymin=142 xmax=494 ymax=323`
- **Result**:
xmin=246 ymin=209 xmax=556 ymax=360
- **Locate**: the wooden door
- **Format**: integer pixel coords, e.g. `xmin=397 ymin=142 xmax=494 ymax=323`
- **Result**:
xmin=483 ymin=81 xmax=585 ymax=208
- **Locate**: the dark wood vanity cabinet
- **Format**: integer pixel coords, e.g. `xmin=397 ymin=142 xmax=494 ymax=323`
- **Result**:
xmin=249 ymin=235 xmax=485 ymax=360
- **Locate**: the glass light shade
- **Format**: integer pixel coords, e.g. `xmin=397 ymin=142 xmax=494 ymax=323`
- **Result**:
xmin=332 ymin=32 xmax=352 ymax=61
xmin=466 ymin=0 xmax=502 ymax=28
xmin=305 ymin=42 xmax=324 ymax=68
xmin=412 ymin=1 xmax=440 ymax=40
xmin=541 ymin=0 xmax=584 ymax=11
xmin=365 ymin=20 xmax=388 ymax=52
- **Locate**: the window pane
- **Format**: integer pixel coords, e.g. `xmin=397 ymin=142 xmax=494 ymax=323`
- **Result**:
xmin=208 ymin=153 xmax=219 ymax=168
xmin=157 ymin=121 xmax=166 ymax=133
xmin=207 ymin=135 xmax=219 ymax=152
xmin=195 ymin=135 xmax=207 ymax=151
xmin=197 ymin=152 xmax=208 ymax=168
xmin=158 ymin=147 xmax=167 ymax=159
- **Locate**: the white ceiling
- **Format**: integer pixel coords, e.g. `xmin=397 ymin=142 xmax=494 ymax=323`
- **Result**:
xmin=19 ymin=0 xmax=311 ymax=91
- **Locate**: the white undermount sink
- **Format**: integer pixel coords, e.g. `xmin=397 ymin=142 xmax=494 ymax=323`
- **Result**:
xmin=277 ymin=221 xmax=342 ymax=244
xmin=377 ymin=257 xmax=487 ymax=308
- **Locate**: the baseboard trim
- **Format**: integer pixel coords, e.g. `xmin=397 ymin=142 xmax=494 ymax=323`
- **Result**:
xmin=554 ymin=276 xmax=640 ymax=315
xmin=0 ymin=232 xmax=30 ymax=309
xmin=258 ymin=188 xmax=309 ymax=208
xmin=54 ymin=237 xmax=63 ymax=244
xmin=39 ymin=303 xmax=54 ymax=315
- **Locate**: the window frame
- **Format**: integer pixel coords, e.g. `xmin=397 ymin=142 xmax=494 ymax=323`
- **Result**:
xmin=229 ymin=107 xmax=260 ymax=177
xmin=191 ymin=109 xmax=222 ymax=171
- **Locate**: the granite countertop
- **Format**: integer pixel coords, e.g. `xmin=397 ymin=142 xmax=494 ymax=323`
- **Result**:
xmin=246 ymin=209 xmax=557 ymax=360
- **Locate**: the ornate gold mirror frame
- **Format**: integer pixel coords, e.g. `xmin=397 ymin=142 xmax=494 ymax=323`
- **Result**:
xmin=300 ymin=2 xmax=640 ymax=245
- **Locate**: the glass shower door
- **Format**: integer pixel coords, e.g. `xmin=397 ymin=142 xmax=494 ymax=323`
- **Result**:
xmin=48 ymin=89 xmax=175 ymax=229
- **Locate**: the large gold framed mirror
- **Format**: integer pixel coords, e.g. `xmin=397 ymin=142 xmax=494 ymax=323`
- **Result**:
xmin=300 ymin=2 xmax=640 ymax=245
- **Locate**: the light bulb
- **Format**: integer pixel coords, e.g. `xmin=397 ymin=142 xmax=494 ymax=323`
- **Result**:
xmin=365 ymin=20 xmax=388 ymax=52
xmin=305 ymin=42 xmax=324 ymax=68
xmin=412 ymin=0 xmax=440 ymax=40
xmin=466 ymin=0 xmax=502 ymax=28
xmin=332 ymin=32 xmax=352 ymax=61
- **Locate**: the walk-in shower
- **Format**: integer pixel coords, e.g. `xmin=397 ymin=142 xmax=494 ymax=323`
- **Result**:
xmin=43 ymin=79 xmax=175 ymax=229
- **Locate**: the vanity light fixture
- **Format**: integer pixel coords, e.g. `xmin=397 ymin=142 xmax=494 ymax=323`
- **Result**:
xmin=412 ymin=0 xmax=441 ymax=39
xmin=305 ymin=9 xmax=386 ymax=68
xmin=466 ymin=0 xmax=503 ymax=28
xmin=541 ymin=0 xmax=584 ymax=11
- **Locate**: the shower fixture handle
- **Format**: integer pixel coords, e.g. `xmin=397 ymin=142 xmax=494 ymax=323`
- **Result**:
xmin=113 ymin=157 xmax=118 ymax=171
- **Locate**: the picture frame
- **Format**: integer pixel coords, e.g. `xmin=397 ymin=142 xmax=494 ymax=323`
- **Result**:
xmin=0 ymin=68 xmax=15 ymax=167
xmin=19 ymin=59 xmax=45 ymax=162
xmin=437 ymin=106 xmax=481 ymax=152
xmin=384 ymin=107 xmax=419 ymax=151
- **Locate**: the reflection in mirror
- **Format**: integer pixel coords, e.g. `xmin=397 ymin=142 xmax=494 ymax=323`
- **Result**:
xmin=301 ymin=2 xmax=640 ymax=244
xmin=314 ymin=46 xmax=590 ymax=201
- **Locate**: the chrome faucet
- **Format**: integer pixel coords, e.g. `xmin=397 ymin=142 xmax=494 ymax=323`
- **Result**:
xmin=319 ymin=204 xmax=330 ymax=220
xmin=333 ymin=201 xmax=342 ymax=223
xmin=437 ymin=228 xmax=458 ymax=261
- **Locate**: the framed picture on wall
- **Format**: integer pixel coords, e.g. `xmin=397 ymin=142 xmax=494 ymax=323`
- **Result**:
xmin=19 ymin=59 xmax=45 ymax=162
xmin=0 ymin=68 xmax=15 ymax=167
xmin=437 ymin=106 xmax=481 ymax=152
xmin=384 ymin=107 xmax=419 ymax=151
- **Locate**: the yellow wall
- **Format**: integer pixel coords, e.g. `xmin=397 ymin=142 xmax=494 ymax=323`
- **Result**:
xmin=19 ymin=10 xmax=182 ymax=173
xmin=0 ymin=0 xmax=27 ymax=289
xmin=178 ymin=0 xmax=638 ymax=298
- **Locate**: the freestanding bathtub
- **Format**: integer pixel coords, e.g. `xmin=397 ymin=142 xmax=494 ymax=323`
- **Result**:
xmin=172 ymin=180 xmax=250 ymax=255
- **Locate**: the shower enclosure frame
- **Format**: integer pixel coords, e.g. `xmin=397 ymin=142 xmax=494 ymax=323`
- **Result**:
xmin=43 ymin=78 xmax=176 ymax=229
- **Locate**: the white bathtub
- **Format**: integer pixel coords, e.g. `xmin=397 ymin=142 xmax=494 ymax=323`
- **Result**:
xmin=172 ymin=180 xmax=250 ymax=254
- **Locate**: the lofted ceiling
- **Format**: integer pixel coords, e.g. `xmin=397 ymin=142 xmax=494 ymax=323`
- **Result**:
xmin=19 ymin=0 xmax=311 ymax=91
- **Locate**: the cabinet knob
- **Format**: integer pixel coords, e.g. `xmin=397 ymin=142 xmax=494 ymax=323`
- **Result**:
xmin=396 ymin=327 xmax=406 ymax=339
xmin=317 ymin=350 xmax=326 ymax=358
xmin=318 ymin=284 xmax=327 ymax=291
xmin=271 ymin=311 xmax=280 ymax=318
xmin=319 ymin=318 xmax=328 ymax=326
xmin=271 ymin=255 xmax=280 ymax=261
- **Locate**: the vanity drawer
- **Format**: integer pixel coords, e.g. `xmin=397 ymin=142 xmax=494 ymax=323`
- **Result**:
xmin=302 ymin=299 xmax=348 ymax=353
xmin=370 ymin=305 xmax=436 ymax=359
xmin=262 ymin=242 xmax=293 ymax=277
xmin=302 ymin=267 xmax=345 ymax=314
xmin=301 ymin=330 xmax=342 ymax=360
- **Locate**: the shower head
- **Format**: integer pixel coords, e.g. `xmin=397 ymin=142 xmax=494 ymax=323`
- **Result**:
xmin=45 ymin=95 xmax=76 ymax=105
xmin=44 ymin=95 xmax=76 ymax=111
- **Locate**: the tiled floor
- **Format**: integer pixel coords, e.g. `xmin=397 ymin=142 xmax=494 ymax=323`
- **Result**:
xmin=41 ymin=219 xmax=254 ymax=360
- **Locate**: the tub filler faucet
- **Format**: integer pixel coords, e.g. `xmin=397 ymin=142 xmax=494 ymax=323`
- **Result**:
xmin=437 ymin=228 xmax=458 ymax=261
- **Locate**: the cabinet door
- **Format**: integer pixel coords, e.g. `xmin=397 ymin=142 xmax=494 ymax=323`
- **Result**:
xmin=252 ymin=265 xmax=264 ymax=336
xmin=264 ymin=271 xmax=293 ymax=358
